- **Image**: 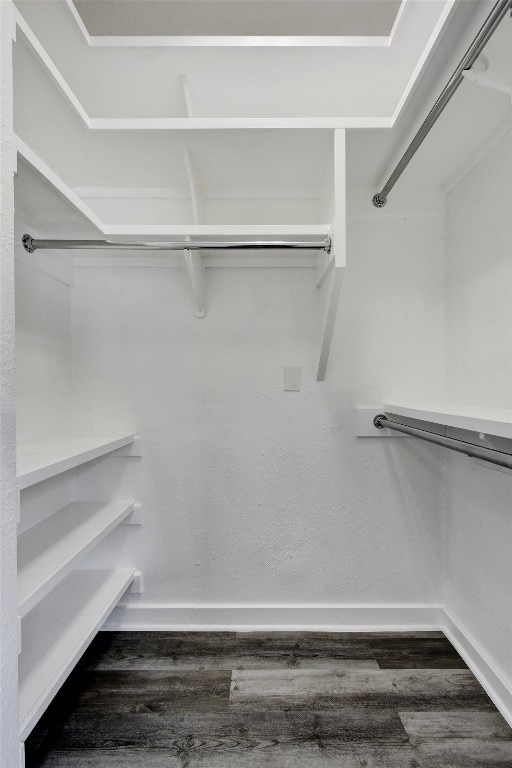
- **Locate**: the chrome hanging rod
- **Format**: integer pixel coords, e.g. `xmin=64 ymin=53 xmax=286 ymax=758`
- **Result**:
xmin=372 ymin=0 xmax=512 ymax=208
xmin=374 ymin=414 xmax=512 ymax=470
xmin=22 ymin=234 xmax=331 ymax=254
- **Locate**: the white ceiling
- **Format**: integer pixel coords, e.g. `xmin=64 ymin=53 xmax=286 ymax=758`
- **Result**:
xmin=72 ymin=0 xmax=402 ymax=37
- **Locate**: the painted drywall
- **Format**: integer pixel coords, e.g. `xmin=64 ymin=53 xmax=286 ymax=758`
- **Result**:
xmin=0 ymin=1 xmax=20 ymax=765
xmin=14 ymin=184 xmax=77 ymax=537
xmin=341 ymin=187 xmax=446 ymax=405
xmin=443 ymin=128 xmax=512 ymax=707
xmin=15 ymin=259 xmax=73 ymax=445
xmin=445 ymin=129 xmax=512 ymax=410
xmin=66 ymin=194 xmax=446 ymax=624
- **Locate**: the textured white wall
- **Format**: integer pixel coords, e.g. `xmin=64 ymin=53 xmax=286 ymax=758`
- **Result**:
xmin=14 ymin=182 xmax=76 ymax=538
xmin=70 ymin=199 xmax=445 ymax=621
xmin=445 ymin=130 xmax=512 ymax=409
xmin=444 ymin=129 xmax=512 ymax=695
xmin=340 ymin=188 xmax=446 ymax=404
xmin=0 ymin=1 xmax=20 ymax=765
xmin=15 ymin=260 xmax=73 ymax=444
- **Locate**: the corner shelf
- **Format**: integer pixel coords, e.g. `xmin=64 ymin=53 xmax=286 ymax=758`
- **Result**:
xmin=18 ymin=501 xmax=135 ymax=617
xmin=383 ymin=402 xmax=512 ymax=440
xmin=16 ymin=140 xmax=330 ymax=243
xmin=17 ymin=433 xmax=136 ymax=490
xmin=19 ymin=568 xmax=134 ymax=740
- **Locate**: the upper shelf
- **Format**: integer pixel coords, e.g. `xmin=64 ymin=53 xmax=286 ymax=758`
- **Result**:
xmin=15 ymin=143 xmax=331 ymax=250
xmin=14 ymin=27 xmax=336 ymax=227
xmin=17 ymin=433 xmax=136 ymax=489
xmin=383 ymin=402 xmax=512 ymax=441
xmin=13 ymin=0 xmax=454 ymax=121
xmin=15 ymin=0 xmax=512 ymax=199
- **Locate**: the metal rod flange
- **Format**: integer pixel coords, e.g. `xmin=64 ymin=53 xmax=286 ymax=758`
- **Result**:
xmin=22 ymin=234 xmax=35 ymax=253
xmin=372 ymin=194 xmax=387 ymax=209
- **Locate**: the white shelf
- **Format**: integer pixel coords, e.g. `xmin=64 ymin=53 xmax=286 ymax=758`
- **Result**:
xmin=17 ymin=433 xmax=136 ymax=490
xmin=383 ymin=402 xmax=512 ymax=441
xmin=13 ymin=0 xmax=453 ymax=123
xmin=102 ymin=224 xmax=331 ymax=237
xmin=16 ymin=139 xmax=331 ymax=241
xmin=19 ymin=568 xmax=134 ymax=740
xmin=90 ymin=117 xmax=389 ymax=130
xmin=12 ymin=14 xmax=388 ymax=129
xmin=17 ymin=501 xmax=135 ymax=617
xmin=16 ymin=136 xmax=104 ymax=233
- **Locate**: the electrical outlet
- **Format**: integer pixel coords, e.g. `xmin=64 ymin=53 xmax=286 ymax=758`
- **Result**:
xmin=283 ymin=366 xmax=301 ymax=391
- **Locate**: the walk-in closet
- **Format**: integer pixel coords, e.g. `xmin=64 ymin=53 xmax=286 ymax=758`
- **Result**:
xmin=0 ymin=0 xmax=511 ymax=765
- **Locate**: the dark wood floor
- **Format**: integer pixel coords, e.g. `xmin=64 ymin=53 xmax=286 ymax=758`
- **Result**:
xmin=26 ymin=631 xmax=512 ymax=767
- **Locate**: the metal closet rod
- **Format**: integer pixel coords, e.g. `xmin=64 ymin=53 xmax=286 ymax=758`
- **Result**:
xmin=22 ymin=234 xmax=331 ymax=254
xmin=372 ymin=0 xmax=512 ymax=208
xmin=374 ymin=414 xmax=512 ymax=471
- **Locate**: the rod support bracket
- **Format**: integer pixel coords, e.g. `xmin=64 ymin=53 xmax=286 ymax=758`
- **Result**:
xmin=373 ymin=414 xmax=387 ymax=429
xmin=372 ymin=194 xmax=387 ymax=209
xmin=22 ymin=234 xmax=35 ymax=253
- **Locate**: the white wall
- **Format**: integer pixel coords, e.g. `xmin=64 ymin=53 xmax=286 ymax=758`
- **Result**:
xmin=443 ymin=128 xmax=512 ymax=711
xmin=14 ymin=186 xmax=78 ymax=537
xmin=0 ymin=2 xmax=20 ymax=765
xmin=342 ymin=188 xmax=446 ymax=404
xmin=67 ymin=194 xmax=446 ymax=626
xmin=445 ymin=129 xmax=512 ymax=410
xmin=14 ymin=259 xmax=78 ymax=539
xmin=12 ymin=183 xmax=447 ymax=631
xmin=15 ymin=261 xmax=73 ymax=444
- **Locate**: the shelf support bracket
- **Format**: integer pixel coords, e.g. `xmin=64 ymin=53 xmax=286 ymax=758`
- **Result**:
xmin=316 ymin=130 xmax=346 ymax=381
xmin=183 ymin=150 xmax=206 ymax=317
xmin=184 ymin=243 xmax=206 ymax=318
xmin=184 ymin=149 xmax=204 ymax=224
xmin=317 ymin=266 xmax=343 ymax=381
xmin=180 ymin=74 xmax=194 ymax=118
xmin=316 ymin=252 xmax=335 ymax=289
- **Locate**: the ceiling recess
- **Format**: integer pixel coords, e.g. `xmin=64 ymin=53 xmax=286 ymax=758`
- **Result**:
xmin=72 ymin=0 xmax=402 ymax=38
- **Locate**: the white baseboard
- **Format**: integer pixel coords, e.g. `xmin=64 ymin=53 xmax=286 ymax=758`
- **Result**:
xmin=441 ymin=610 xmax=512 ymax=728
xmin=103 ymin=602 xmax=443 ymax=632
xmin=102 ymin=602 xmax=512 ymax=727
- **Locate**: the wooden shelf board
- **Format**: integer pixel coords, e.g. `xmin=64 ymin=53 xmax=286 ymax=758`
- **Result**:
xmin=383 ymin=402 xmax=512 ymax=440
xmin=18 ymin=501 xmax=135 ymax=617
xmin=17 ymin=433 xmax=136 ymax=490
xmin=19 ymin=569 xmax=134 ymax=740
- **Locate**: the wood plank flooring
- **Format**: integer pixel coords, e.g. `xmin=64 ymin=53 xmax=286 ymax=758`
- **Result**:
xmin=25 ymin=631 xmax=512 ymax=767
